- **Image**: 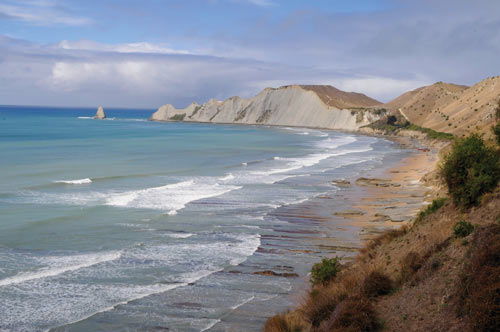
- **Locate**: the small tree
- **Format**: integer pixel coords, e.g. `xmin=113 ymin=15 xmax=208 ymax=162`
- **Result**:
xmin=442 ymin=134 xmax=500 ymax=208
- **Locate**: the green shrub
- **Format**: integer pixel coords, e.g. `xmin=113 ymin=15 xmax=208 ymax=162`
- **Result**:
xmin=417 ymin=198 xmax=447 ymax=221
xmin=495 ymin=99 xmax=500 ymax=119
xmin=492 ymin=122 xmax=500 ymax=145
xmin=407 ymin=124 xmax=454 ymax=140
xmin=442 ymin=134 xmax=500 ymax=208
xmin=387 ymin=115 xmax=397 ymax=125
xmin=310 ymin=257 xmax=341 ymax=286
xmin=453 ymin=220 xmax=475 ymax=238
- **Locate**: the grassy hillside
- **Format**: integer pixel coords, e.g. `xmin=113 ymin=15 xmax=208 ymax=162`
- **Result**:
xmin=383 ymin=76 xmax=500 ymax=139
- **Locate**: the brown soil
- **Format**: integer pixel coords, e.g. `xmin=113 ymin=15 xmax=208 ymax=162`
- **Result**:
xmin=299 ymin=85 xmax=382 ymax=109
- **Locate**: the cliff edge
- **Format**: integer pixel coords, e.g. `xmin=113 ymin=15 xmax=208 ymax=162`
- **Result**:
xmin=150 ymin=85 xmax=384 ymax=131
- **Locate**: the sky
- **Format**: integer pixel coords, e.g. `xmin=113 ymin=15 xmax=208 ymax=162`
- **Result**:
xmin=0 ymin=0 xmax=499 ymax=108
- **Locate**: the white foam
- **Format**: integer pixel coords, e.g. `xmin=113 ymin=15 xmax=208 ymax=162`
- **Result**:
xmin=55 ymin=178 xmax=92 ymax=185
xmin=200 ymin=319 xmax=222 ymax=332
xmin=241 ymin=162 xmax=247 ymax=166
xmin=105 ymin=179 xmax=242 ymax=214
xmin=0 ymin=251 xmax=121 ymax=287
xmin=40 ymin=283 xmax=183 ymax=332
xmin=163 ymin=232 xmax=194 ymax=239
xmin=230 ymin=295 xmax=255 ymax=310
xmin=77 ymin=116 xmax=92 ymax=119
xmin=219 ymin=173 xmax=235 ymax=181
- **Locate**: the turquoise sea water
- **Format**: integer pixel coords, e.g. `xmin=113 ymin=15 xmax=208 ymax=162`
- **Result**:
xmin=0 ymin=106 xmax=407 ymax=331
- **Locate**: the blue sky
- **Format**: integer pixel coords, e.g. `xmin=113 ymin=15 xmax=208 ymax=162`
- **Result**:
xmin=0 ymin=0 xmax=499 ymax=108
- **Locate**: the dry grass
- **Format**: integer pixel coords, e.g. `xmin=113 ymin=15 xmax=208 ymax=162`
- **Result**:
xmin=398 ymin=251 xmax=424 ymax=284
xmin=359 ymin=225 xmax=408 ymax=259
xmin=456 ymin=224 xmax=500 ymax=332
xmin=264 ymin=311 xmax=307 ymax=332
xmin=318 ymin=296 xmax=381 ymax=332
xmin=362 ymin=271 xmax=393 ymax=297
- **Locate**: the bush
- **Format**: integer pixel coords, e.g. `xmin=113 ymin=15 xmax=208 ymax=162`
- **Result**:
xmin=417 ymin=198 xmax=447 ymax=221
xmin=399 ymin=251 xmax=424 ymax=283
xmin=303 ymin=286 xmax=344 ymax=327
xmin=387 ymin=115 xmax=397 ymax=125
xmin=362 ymin=271 xmax=393 ymax=297
xmin=320 ymin=297 xmax=381 ymax=332
xmin=442 ymin=134 xmax=500 ymax=208
xmin=311 ymin=257 xmax=341 ymax=286
xmin=453 ymin=220 xmax=474 ymax=238
xmin=492 ymin=121 xmax=500 ymax=145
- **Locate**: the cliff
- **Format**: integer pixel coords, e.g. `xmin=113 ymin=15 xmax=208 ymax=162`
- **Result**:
xmin=150 ymin=85 xmax=383 ymax=131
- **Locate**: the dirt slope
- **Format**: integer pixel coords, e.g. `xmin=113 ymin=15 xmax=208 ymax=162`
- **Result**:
xmin=384 ymin=76 xmax=500 ymax=138
xmin=299 ymin=85 xmax=382 ymax=109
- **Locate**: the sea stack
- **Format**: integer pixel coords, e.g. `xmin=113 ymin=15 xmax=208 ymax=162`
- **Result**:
xmin=94 ymin=106 xmax=106 ymax=119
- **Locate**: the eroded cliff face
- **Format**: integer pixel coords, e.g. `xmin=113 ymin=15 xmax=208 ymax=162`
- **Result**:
xmin=150 ymin=85 xmax=384 ymax=131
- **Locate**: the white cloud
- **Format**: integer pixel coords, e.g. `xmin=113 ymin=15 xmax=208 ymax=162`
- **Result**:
xmin=57 ymin=40 xmax=192 ymax=55
xmin=244 ymin=0 xmax=274 ymax=6
xmin=0 ymin=1 xmax=92 ymax=26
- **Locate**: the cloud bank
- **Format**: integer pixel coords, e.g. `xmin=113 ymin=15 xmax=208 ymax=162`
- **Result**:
xmin=0 ymin=0 xmax=498 ymax=108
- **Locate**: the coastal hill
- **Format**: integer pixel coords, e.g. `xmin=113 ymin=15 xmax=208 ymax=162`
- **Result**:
xmin=150 ymin=77 xmax=500 ymax=140
xmin=150 ymin=85 xmax=384 ymax=131
xmin=299 ymin=85 xmax=381 ymax=109
xmin=383 ymin=76 xmax=500 ymax=138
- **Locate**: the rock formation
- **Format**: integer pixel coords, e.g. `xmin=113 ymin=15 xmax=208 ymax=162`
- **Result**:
xmin=150 ymin=85 xmax=384 ymax=131
xmin=94 ymin=106 xmax=106 ymax=119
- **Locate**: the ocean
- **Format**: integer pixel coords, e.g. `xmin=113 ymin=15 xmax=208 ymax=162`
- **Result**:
xmin=0 ymin=106 xmax=409 ymax=332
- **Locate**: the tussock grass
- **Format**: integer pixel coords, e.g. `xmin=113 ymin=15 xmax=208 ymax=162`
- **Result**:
xmin=362 ymin=271 xmax=393 ymax=297
xmin=263 ymin=312 xmax=306 ymax=332
xmin=456 ymin=224 xmax=500 ymax=332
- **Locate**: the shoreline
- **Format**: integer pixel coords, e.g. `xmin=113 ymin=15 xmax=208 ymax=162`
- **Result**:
xmin=253 ymin=133 xmax=441 ymax=317
xmin=145 ymin=120 xmax=445 ymax=330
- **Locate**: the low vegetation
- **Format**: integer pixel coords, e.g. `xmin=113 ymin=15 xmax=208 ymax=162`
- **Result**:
xmin=406 ymin=123 xmax=454 ymax=140
xmin=453 ymin=220 xmax=475 ymax=238
xmin=310 ymin=257 xmax=341 ymax=286
xmin=416 ymin=197 xmax=447 ymax=221
xmin=456 ymin=223 xmax=500 ymax=332
xmin=442 ymin=133 xmax=500 ymax=208
xmin=169 ymin=113 xmax=186 ymax=121
xmin=491 ymin=121 xmax=500 ymax=145
xmin=362 ymin=271 xmax=393 ymax=297
xmin=366 ymin=116 xmax=454 ymax=140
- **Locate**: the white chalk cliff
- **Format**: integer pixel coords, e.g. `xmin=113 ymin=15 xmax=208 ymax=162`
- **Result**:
xmin=150 ymin=85 xmax=384 ymax=131
xmin=94 ymin=106 xmax=106 ymax=119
